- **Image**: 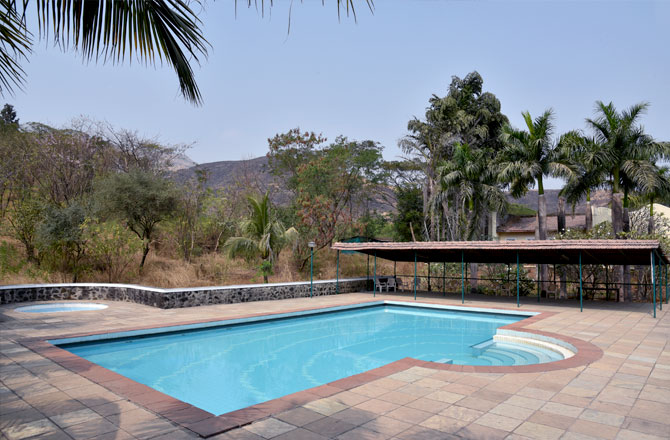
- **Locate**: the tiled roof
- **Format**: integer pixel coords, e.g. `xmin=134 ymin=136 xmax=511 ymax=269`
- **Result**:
xmin=331 ymin=239 xmax=667 ymax=265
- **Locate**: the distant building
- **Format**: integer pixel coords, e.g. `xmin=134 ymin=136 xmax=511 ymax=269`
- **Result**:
xmin=497 ymin=215 xmax=587 ymax=241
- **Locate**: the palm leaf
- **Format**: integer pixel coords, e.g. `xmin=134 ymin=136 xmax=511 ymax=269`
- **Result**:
xmin=0 ymin=0 xmax=32 ymax=94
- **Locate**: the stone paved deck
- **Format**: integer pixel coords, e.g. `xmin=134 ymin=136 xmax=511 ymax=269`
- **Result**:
xmin=1 ymin=292 xmax=668 ymax=440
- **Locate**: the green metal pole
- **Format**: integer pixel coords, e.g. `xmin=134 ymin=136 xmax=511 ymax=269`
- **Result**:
xmin=394 ymin=261 xmax=397 ymax=278
xmin=373 ymin=251 xmax=377 ymax=298
xmin=579 ymin=251 xmax=583 ymax=312
xmin=367 ymin=254 xmax=370 ymax=290
xmin=461 ymin=251 xmax=465 ymax=304
xmin=659 ymin=256 xmax=662 ymax=311
xmin=537 ymin=264 xmax=540 ymax=302
xmin=336 ymin=250 xmax=340 ymax=294
xmin=310 ymin=247 xmax=314 ymax=299
xmin=414 ymin=252 xmax=417 ymax=300
xmin=516 ymin=252 xmax=520 ymax=308
xmin=443 ymin=262 xmax=446 ymax=297
xmin=651 ymin=251 xmax=656 ymax=319
xmin=665 ymin=262 xmax=668 ymax=305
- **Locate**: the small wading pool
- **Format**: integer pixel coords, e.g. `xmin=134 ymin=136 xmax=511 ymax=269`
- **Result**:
xmin=53 ymin=302 xmax=565 ymax=415
xmin=15 ymin=303 xmax=108 ymax=313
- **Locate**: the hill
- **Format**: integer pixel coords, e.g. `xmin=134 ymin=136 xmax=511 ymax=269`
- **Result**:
xmin=174 ymin=156 xmax=395 ymax=213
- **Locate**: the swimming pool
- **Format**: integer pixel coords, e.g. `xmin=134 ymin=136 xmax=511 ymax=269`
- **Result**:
xmin=54 ymin=303 xmax=558 ymax=415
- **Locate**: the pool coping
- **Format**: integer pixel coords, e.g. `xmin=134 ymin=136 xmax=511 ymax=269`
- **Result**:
xmin=17 ymin=298 xmax=604 ymax=438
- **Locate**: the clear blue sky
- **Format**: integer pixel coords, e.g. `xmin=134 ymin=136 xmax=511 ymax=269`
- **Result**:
xmin=9 ymin=1 xmax=670 ymax=189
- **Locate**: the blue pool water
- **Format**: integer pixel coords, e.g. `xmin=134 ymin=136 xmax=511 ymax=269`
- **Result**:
xmin=57 ymin=304 xmax=550 ymax=415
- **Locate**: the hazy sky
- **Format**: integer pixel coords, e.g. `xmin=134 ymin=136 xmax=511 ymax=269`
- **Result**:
xmin=8 ymin=1 xmax=670 ymax=189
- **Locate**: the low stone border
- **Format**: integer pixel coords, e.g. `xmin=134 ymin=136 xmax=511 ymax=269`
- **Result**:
xmin=0 ymin=278 xmax=369 ymax=309
xmin=18 ymin=298 xmax=604 ymax=438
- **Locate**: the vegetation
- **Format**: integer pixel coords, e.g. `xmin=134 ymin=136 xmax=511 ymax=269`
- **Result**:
xmin=0 ymin=72 xmax=668 ymax=303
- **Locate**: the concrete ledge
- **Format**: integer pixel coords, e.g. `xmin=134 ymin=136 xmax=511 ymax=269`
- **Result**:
xmin=0 ymin=278 xmax=370 ymax=309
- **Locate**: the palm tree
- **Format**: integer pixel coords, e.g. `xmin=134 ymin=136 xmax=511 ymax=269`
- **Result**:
xmin=224 ymin=193 xmax=297 ymax=283
xmin=498 ymin=109 xmax=561 ymax=295
xmin=584 ymin=101 xmax=667 ymax=301
xmin=436 ymin=143 xmax=507 ymax=241
xmin=498 ymin=109 xmax=561 ymax=241
xmin=556 ymin=131 xmax=608 ymax=230
xmin=638 ymin=166 xmax=670 ymax=234
xmin=0 ymin=1 xmax=372 ymax=103
xmin=585 ymin=101 xmax=666 ymax=234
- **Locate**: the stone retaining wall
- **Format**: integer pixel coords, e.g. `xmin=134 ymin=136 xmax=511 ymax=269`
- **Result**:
xmin=0 ymin=278 xmax=371 ymax=309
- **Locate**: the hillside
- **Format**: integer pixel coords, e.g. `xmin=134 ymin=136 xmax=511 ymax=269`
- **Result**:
xmin=174 ymin=156 xmax=396 ymax=213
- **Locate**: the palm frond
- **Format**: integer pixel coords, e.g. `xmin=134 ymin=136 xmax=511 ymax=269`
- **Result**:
xmin=223 ymin=236 xmax=258 ymax=260
xmin=0 ymin=0 xmax=32 ymax=94
xmin=32 ymin=0 xmax=209 ymax=104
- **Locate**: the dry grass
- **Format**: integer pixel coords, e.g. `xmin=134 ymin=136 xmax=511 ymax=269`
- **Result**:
xmin=1 ymin=236 xmax=393 ymax=288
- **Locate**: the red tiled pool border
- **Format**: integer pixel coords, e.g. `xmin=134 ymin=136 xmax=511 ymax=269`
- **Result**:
xmin=19 ymin=298 xmax=603 ymax=438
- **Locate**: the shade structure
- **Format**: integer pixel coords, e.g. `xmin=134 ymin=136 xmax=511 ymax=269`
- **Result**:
xmin=331 ymin=239 xmax=669 ymax=266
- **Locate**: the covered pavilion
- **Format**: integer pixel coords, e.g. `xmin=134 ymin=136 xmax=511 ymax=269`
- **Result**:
xmin=331 ymin=239 xmax=669 ymax=317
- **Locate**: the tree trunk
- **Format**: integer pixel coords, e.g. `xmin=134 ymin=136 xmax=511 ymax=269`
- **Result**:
xmin=263 ymin=274 xmax=268 ymax=283
xmin=560 ymin=267 xmax=567 ymax=299
xmin=557 ymin=197 xmax=566 ymax=234
xmin=648 ymin=201 xmax=655 ymax=234
xmin=612 ymin=192 xmax=625 ymax=302
xmin=470 ymin=263 xmax=478 ymax=293
xmin=537 ymin=193 xmax=547 ymax=240
xmin=612 ymin=192 xmax=623 ymax=235
xmin=537 ymin=193 xmax=547 ymax=293
xmin=585 ymin=201 xmax=593 ymax=230
xmin=140 ymin=242 xmax=150 ymax=269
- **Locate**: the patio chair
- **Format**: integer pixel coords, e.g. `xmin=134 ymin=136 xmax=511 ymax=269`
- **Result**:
xmin=386 ymin=277 xmax=397 ymax=292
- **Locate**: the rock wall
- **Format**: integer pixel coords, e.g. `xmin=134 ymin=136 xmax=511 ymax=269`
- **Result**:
xmin=0 ymin=278 xmax=370 ymax=309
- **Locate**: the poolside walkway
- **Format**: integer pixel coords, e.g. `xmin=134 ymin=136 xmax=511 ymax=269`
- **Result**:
xmin=1 ymin=292 xmax=669 ymax=440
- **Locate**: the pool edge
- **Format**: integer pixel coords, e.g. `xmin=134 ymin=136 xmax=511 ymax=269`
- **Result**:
xmin=19 ymin=298 xmax=604 ymax=438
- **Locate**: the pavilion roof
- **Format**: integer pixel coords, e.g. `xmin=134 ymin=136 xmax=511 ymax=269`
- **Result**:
xmin=331 ymin=239 xmax=668 ymax=266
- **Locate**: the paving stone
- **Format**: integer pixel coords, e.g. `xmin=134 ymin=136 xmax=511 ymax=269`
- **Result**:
xmin=271 ymin=427 xmax=328 ymax=440
xmin=439 ymin=404 xmax=483 ymax=422
xmin=244 ymin=418 xmax=295 ymax=439
xmin=474 ymin=413 xmax=523 ymax=431
xmin=1 ymin=418 xmax=59 ymax=440
xmin=384 ymin=405 xmax=432 ymax=424
xmin=304 ymin=398 xmax=349 ymax=416
xmin=419 ymin=414 xmax=468 ymax=433
xmin=361 ymin=415 xmax=411 ymax=436
xmin=275 ymin=407 xmax=325 ymax=427
xmin=513 ymin=421 xmax=564 ymax=440
xmin=579 ymin=409 xmax=625 ymax=427
xmin=490 ymin=402 xmax=536 ymax=420
xmin=63 ymin=418 xmax=119 ymax=440
xmin=527 ymin=410 xmax=576 ymax=430
xmin=569 ymin=419 xmax=621 ymax=440
xmin=304 ymin=416 xmax=356 ymax=437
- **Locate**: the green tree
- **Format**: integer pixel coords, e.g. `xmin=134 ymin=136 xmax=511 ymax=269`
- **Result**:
xmin=37 ymin=203 xmax=88 ymax=282
xmin=393 ymin=184 xmax=423 ymax=241
xmin=83 ymin=219 xmax=142 ymax=283
xmin=1 ymin=103 xmax=18 ymax=125
xmin=223 ymin=192 xmax=297 ymax=283
xmin=498 ymin=109 xmax=561 ymax=241
xmin=95 ymin=170 xmax=179 ymax=269
xmin=6 ymin=191 xmax=44 ymax=262
xmin=556 ymin=131 xmax=607 ymax=230
xmin=585 ymin=101 xmax=667 ymax=235
xmin=436 ymin=143 xmax=507 ymax=241
xmin=401 ymin=71 xmax=508 ymax=240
